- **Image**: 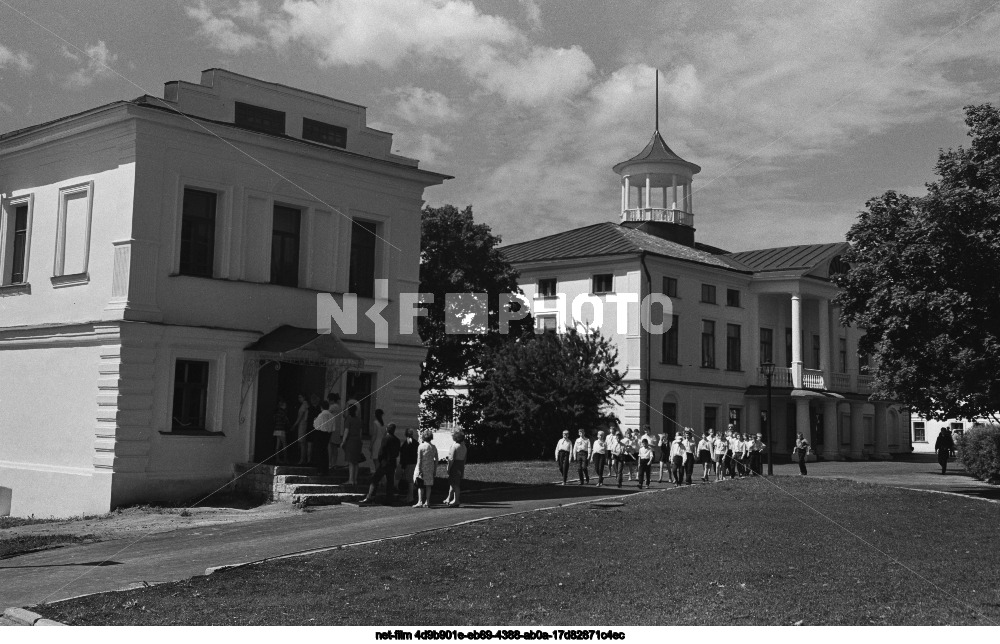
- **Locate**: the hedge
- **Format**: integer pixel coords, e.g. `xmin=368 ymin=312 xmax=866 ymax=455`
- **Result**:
xmin=956 ymin=424 xmax=1000 ymax=484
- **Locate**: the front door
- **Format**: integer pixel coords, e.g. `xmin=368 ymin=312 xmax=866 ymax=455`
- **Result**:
xmin=252 ymin=362 xmax=326 ymax=462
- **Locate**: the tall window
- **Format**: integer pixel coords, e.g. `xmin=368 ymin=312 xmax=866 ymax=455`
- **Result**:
xmin=235 ymin=102 xmax=285 ymax=135
xmin=302 ymin=117 xmax=347 ymax=148
xmin=178 ymin=188 xmax=217 ymax=277
xmin=663 ymin=276 xmax=678 ymax=298
xmin=54 ymin=183 xmax=93 ymax=278
xmin=701 ymin=320 xmax=715 ymax=368
xmin=537 ymin=278 xmax=557 ymax=297
xmin=172 ymin=359 xmax=210 ymax=431
xmin=785 ymin=328 xmax=793 ymax=368
xmin=535 ymin=314 xmax=557 ymax=333
xmin=913 ymin=422 xmax=925 ymax=442
xmin=3 ymin=202 xmax=30 ymax=285
xmin=270 ymin=205 xmax=301 ymax=287
xmin=592 ymin=273 xmax=613 ymax=294
xmin=726 ymin=288 xmax=740 ymax=307
xmin=701 ymin=284 xmax=716 ymax=304
xmin=726 ymin=324 xmax=741 ymax=371
xmin=662 ymin=314 xmax=679 ymax=364
xmin=839 ymin=337 xmax=848 ymax=372
xmin=349 ymin=219 xmax=379 ymax=298
xmin=760 ymin=328 xmax=773 ymax=364
xmin=811 ymin=334 xmax=821 ymax=369
xmin=662 ymin=402 xmax=677 ymax=436
xmin=729 ymin=407 xmax=743 ymax=433
xmin=704 ymin=406 xmax=718 ymax=433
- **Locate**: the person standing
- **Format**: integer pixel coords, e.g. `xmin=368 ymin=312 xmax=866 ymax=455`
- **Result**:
xmin=725 ymin=425 xmax=739 ymax=478
xmin=657 ymin=431 xmax=672 ymax=483
xmin=622 ymin=430 xmax=638 ymax=481
xmin=367 ymin=408 xmax=387 ymax=474
xmin=572 ymin=429 xmax=591 ymax=485
xmin=312 ymin=400 xmax=336 ymax=472
xmin=637 ymin=438 xmax=653 ymax=489
xmin=413 ymin=429 xmax=439 ymax=507
xmin=606 ymin=428 xmax=619 ymax=482
xmin=272 ymin=399 xmax=290 ymax=464
xmin=713 ymin=430 xmax=728 ymax=481
xmin=341 ymin=404 xmax=366 ymax=486
xmin=749 ymin=433 xmax=765 ymax=476
xmin=359 ymin=423 xmax=400 ymax=505
xmin=698 ymin=430 xmax=714 ymax=481
xmin=669 ymin=433 xmax=685 ymax=487
xmin=793 ymin=432 xmax=808 ymax=475
xmin=444 ymin=430 xmax=468 ymax=507
xmin=399 ymin=428 xmax=419 ymax=503
xmin=612 ymin=430 xmax=627 ymax=488
xmin=934 ymin=427 xmax=955 ymax=475
xmin=555 ymin=430 xmax=573 ymax=485
xmin=293 ymin=393 xmax=310 ymax=465
xmin=682 ymin=429 xmax=697 ymax=485
xmin=592 ymin=430 xmax=608 ymax=486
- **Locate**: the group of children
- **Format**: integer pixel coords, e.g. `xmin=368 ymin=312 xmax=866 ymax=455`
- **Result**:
xmin=555 ymin=424 xmax=769 ymax=488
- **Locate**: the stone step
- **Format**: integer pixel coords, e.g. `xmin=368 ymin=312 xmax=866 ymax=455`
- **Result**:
xmin=287 ymin=484 xmax=345 ymax=495
xmin=271 ymin=465 xmax=324 ymax=476
xmin=278 ymin=475 xmax=344 ymax=485
xmin=291 ymin=493 xmax=365 ymax=507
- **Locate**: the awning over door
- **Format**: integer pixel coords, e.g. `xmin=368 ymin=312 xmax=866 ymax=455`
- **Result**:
xmin=245 ymin=325 xmax=365 ymax=369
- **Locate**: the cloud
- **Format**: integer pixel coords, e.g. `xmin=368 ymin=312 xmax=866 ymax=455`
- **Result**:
xmin=62 ymin=41 xmax=118 ymax=89
xmin=392 ymin=86 xmax=461 ymax=124
xmin=392 ymin=131 xmax=452 ymax=166
xmin=0 ymin=100 xmax=13 ymax=114
xmin=185 ymin=0 xmax=594 ymax=106
xmin=518 ymin=0 xmax=542 ymax=30
xmin=0 ymin=43 xmax=34 ymax=74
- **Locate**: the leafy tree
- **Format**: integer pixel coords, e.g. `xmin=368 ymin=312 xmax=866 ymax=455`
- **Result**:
xmin=836 ymin=104 xmax=1000 ymax=423
xmin=456 ymin=327 xmax=627 ymax=460
xmin=418 ymin=205 xmax=531 ymax=426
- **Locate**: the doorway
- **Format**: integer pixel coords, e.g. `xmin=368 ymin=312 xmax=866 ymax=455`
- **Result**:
xmin=252 ymin=361 xmax=326 ymax=462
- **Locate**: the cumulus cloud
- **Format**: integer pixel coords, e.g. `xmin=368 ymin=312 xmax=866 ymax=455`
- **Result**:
xmin=185 ymin=0 xmax=594 ymax=106
xmin=62 ymin=41 xmax=118 ymax=88
xmin=0 ymin=42 xmax=34 ymax=74
xmin=392 ymin=86 xmax=461 ymax=124
xmin=519 ymin=0 xmax=542 ymax=30
xmin=392 ymin=131 xmax=452 ymax=166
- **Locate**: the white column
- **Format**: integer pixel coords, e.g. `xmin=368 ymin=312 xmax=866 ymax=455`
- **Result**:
xmin=662 ymin=186 xmax=667 ymax=209
xmin=823 ymin=400 xmax=842 ymax=460
xmin=818 ymin=297 xmax=830 ymax=387
xmin=624 ymin=176 xmax=630 ymax=213
xmin=796 ymin=398 xmax=812 ymax=460
xmin=874 ymin=402 xmax=891 ymax=459
xmin=850 ymin=402 xmax=865 ymax=460
xmin=672 ymin=174 xmax=678 ymax=209
xmin=791 ymin=294 xmax=803 ymax=388
xmin=645 ymin=175 xmax=651 ymax=212
xmin=621 ymin=180 xmax=626 ymax=214
xmin=689 ymin=182 xmax=694 ymax=213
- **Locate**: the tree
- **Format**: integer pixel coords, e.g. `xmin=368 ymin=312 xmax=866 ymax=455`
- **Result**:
xmin=836 ymin=104 xmax=1000 ymax=423
xmin=418 ymin=205 xmax=531 ymax=424
xmin=456 ymin=327 xmax=627 ymax=460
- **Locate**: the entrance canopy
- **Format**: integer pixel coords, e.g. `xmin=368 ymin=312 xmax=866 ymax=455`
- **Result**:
xmin=245 ymin=325 xmax=365 ymax=369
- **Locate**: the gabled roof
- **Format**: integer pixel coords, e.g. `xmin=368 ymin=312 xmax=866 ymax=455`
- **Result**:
xmin=725 ymin=242 xmax=849 ymax=274
xmin=246 ymin=325 xmax=365 ymax=368
xmin=502 ymin=222 xmax=739 ymax=270
xmin=612 ymin=130 xmax=701 ymax=174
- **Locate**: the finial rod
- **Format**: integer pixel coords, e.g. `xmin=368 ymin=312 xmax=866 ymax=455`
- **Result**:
xmin=655 ymin=68 xmax=659 ymax=132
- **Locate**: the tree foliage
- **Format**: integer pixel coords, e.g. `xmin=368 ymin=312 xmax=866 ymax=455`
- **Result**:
xmin=418 ymin=205 xmax=529 ymax=399
xmin=456 ymin=328 xmax=627 ymax=460
xmin=836 ymin=104 xmax=1000 ymax=422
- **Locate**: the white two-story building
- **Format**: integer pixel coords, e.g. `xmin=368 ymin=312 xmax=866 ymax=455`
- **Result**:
xmin=504 ymin=128 xmax=911 ymax=459
xmin=0 ymin=69 xmax=448 ymax=517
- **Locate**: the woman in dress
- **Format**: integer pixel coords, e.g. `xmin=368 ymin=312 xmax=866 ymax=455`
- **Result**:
xmin=657 ymin=431 xmax=672 ymax=484
xmin=413 ymin=429 xmax=439 ymax=507
xmin=444 ymin=430 xmax=468 ymax=507
xmin=399 ymin=428 xmax=419 ymax=503
xmin=341 ymin=404 xmax=366 ymax=485
xmin=293 ymin=393 xmax=310 ymax=465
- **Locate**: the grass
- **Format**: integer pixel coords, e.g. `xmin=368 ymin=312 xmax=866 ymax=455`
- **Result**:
xmin=0 ymin=515 xmax=63 ymax=529
xmin=35 ymin=476 xmax=1000 ymax=626
xmin=0 ymin=534 xmax=97 ymax=559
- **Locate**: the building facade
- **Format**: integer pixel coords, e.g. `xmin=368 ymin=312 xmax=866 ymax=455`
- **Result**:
xmin=0 ymin=69 xmax=447 ymax=517
xmin=503 ymin=129 xmax=911 ymax=458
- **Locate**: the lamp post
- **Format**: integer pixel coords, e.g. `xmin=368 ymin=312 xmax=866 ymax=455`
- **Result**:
xmin=760 ymin=361 xmax=776 ymax=475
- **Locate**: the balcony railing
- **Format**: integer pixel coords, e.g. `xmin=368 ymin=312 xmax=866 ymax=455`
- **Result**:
xmin=621 ymin=208 xmax=693 ymax=226
xmin=857 ymin=374 xmax=874 ymax=394
xmin=801 ymin=368 xmax=825 ymax=389
xmin=758 ymin=366 xmax=793 ymax=388
xmin=830 ymin=372 xmax=852 ymax=391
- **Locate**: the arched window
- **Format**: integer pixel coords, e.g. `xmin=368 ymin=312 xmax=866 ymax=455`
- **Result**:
xmin=829 ymin=255 xmax=849 ymax=279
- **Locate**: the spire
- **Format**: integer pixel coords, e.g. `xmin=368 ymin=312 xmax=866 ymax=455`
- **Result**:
xmin=655 ymin=68 xmax=659 ymax=132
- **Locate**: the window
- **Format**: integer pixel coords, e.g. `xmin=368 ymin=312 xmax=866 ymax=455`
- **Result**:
xmin=726 ymin=288 xmax=740 ymax=307
xmin=172 ymin=360 xmax=210 ymax=431
xmin=701 ymin=284 xmax=716 ymax=304
xmin=839 ymin=338 xmax=848 ymax=372
xmin=662 ymin=402 xmax=677 ymax=436
xmin=2 ymin=198 xmax=31 ymax=285
xmin=592 ymin=273 xmax=613 ymax=294
xmin=701 ymin=320 xmax=715 ymax=368
xmin=704 ymin=406 xmax=718 ymax=433
xmin=811 ymin=334 xmax=821 ymax=369
xmin=270 ymin=205 xmax=301 ymax=287
xmin=858 ymin=350 xmax=871 ymax=374
xmin=760 ymin=328 xmax=773 ymax=364
xmin=663 ymin=276 xmax=677 ymax=298
xmin=54 ymin=182 xmax=93 ymax=279
xmin=729 ymin=407 xmax=743 ymax=433
xmin=537 ymin=278 xmax=557 ymax=297
xmin=662 ymin=314 xmax=679 ymax=364
xmin=950 ymin=422 xmax=964 ymax=431
xmin=913 ymin=422 xmax=925 ymax=442
xmin=785 ymin=328 xmax=793 ymax=368
xmin=302 ymin=117 xmax=347 ymax=148
xmin=178 ymin=188 xmax=217 ymax=277
xmin=234 ymin=101 xmax=285 ymax=135
xmin=726 ymin=324 xmax=741 ymax=371
xmin=535 ymin=314 xmax=557 ymax=333
xmin=349 ymin=219 xmax=379 ymax=298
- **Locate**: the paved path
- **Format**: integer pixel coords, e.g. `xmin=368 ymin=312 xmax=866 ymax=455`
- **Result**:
xmin=0 ymin=483 xmax=637 ymax=610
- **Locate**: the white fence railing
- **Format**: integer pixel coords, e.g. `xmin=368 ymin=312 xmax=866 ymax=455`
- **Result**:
xmin=802 ymin=369 xmax=825 ymax=389
xmin=621 ymin=208 xmax=693 ymax=226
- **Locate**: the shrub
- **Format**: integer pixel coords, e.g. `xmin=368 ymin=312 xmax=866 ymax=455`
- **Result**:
xmin=956 ymin=424 xmax=1000 ymax=484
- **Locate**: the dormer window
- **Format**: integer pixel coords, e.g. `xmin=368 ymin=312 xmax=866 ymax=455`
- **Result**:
xmin=235 ymin=102 xmax=285 ymax=136
xmin=303 ymin=118 xmax=347 ymax=148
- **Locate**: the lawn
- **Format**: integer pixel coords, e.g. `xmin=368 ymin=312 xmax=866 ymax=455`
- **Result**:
xmin=35 ymin=476 xmax=1000 ymax=626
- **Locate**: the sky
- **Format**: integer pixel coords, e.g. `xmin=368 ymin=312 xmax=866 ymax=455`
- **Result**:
xmin=1 ymin=0 xmax=999 ymax=251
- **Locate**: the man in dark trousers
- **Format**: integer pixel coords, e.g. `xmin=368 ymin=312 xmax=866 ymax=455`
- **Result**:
xmin=359 ymin=423 xmax=401 ymax=504
xmin=934 ymin=427 xmax=955 ymax=475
